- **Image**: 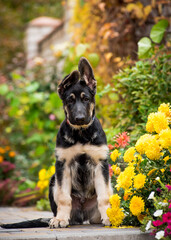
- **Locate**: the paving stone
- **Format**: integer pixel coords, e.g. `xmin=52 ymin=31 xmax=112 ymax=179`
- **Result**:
xmin=0 ymin=207 xmax=155 ymax=240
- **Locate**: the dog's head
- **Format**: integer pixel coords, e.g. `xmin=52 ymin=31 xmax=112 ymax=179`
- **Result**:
xmin=58 ymin=57 xmax=96 ymax=128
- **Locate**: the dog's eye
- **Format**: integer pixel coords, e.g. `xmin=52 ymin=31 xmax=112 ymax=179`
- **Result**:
xmin=82 ymin=96 xmax=89 ymax=102
xmin=67 ymin=97 xmax=75 ymax=104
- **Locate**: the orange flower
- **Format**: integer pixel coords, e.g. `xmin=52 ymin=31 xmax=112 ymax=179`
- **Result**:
xmin=0 ymin=147 xmax=5 ymax=154
xmin=0 ymin=156 xmax=3 ymax=163
xmin=9 ymin=151 xmax=16 ymax=157
xmin=5 ymin=146 xmax=10 ymax=151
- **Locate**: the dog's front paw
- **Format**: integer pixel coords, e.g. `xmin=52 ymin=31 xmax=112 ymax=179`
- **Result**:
xmin=49 ymin=217 xmax=69 ymax=228
xmin=102 ymin=218 xmax=111 ymax=226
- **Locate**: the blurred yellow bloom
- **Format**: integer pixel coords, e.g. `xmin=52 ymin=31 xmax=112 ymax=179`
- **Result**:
xmin=129 ymin=196 xmax=145 ymax=216
xmin=137 ymin=214 xmax=146 ymax=223
xmin=159 ymin=128 xmax=171 ymax=149
xmin=111 ymin=165 xmax=121 ymax=175
xmin=163 ymin=156 xmax=169 ymax=164
xmin=158 ymin=103 xmax=171 ymax=118
xmin=110 ymin=149 xmax=120 ymax=162
xmin=0 ymin=156 xmax=3 ymax=163
xmin=134 ymin=174 xmax=146 ymax=189
xmin=146 ymin=112 xmax=168 ymax=134
xmin=147 ymin=169 xmax=156 ymax=176
xmin=9 ymin=151 xmax=16 ymax=157
xmin=38 ymin=169 xmax=47 ymax=181
xmin=33 ymin=57 xmax=44 ymax=66
xmin=123 ymin=147 xmax=135 ymax=163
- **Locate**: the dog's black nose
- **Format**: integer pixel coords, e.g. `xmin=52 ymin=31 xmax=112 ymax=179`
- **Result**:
xmin=75 ymin=115 xmax=85 ymax=124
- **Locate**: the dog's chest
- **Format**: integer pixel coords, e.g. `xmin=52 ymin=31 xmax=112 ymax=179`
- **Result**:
xmin=70 ymin=153 xmax=95 ymax=199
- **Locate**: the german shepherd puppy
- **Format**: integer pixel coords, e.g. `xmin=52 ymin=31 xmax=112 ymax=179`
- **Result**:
xmin=1 ymin=57 xmax=112 ymax=229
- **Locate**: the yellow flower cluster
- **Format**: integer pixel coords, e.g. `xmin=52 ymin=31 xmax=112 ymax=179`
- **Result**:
xmin=129 ymin=196 xmax=145 ymax=216
xmin=110 ymin=149 xmax=120 ymax=162
xmin=134 ymin=174 xmax=146 ymax=189
xmin=158 ymin=103 xmax=171 ymax=118
xmin=116 ymin=165 xmax=135 ymax=190
xmin=37 ymin=166 xmax=55 ymax=191
xmin=146 ymin=112 xmax=168 ymax=134
xmin=111 ymin=164 xmax=121 ymax=175
xmin=159 ymin=128 xmax=171 ymax=149
xmin=123 ymin=147 xmax=135 ymax=162
xmin=135 ymin=134 xmax=161 ymax=160
xmin=106 ymin=194 xmax=125 ymax=227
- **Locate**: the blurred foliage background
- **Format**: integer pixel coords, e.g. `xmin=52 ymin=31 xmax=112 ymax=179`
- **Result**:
xmin=0 ymin=0 xmax=170 ymax=208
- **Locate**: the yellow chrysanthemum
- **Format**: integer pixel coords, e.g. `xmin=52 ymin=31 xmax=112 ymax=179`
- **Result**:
xmin=106 ymin=207 xmax=124 ymax=227
xmin=146 ymin=112 xmax=168 ymax=134
xmin=159 ymin=128 xmax=171 ymax=149
xmin=38 ymin=169 xmax=47 ymax=181
xmin=134 ymin=174 xmax=146 ymax=189
xmin=111 ymin=164 xmax=121 ymax=175
xmin=109 ymin=194 xmax=121 ymax=208
xmin=144 ymin=136 xmax=161 ymax=160
xmin=158 ymin=103 xmax=171 ymax=118
xmin=123 ymin=147 xmax=136 ymax=163
xmin=110 ymin=149 xmax=120 ymax=162
xmin=37 ymin=180 xmax=49 ymax=190
xmin=135 ymin=134 xmax=151 ymax=154
xmin=129 ymin=196 xmax=145 ymax=216
xmin=116 ymin=165 xmax=135 ymax=190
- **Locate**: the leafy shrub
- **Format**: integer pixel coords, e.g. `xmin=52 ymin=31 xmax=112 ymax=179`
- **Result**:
xmin=111 ymin=20 xmax=170 ymax=138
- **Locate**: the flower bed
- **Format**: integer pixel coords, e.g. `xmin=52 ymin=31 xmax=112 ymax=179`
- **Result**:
xmin=108 ymin=103 xmax=171 ymax=239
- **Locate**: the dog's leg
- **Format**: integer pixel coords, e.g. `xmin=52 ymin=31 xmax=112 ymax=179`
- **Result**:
xmin=94 ymin=160 xmax=113 ymax=226
xmin=50 ymin=160 xmax=72 ymax=228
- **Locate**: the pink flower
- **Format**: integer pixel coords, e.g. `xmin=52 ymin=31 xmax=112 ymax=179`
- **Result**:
xmin=164 ymin=225 xmax=171 ymax=237
xmin=114 ymin=132 xmax=130 ymax=148
xmin=169 ymin=203 xmax=171 ymax=209
xmin=163 ymin=212 xmax=171 ymax=225
xmin=49 ymin=114 xmax=56 ymax=121
xmin=152 ymin=220 xmax=163 ymax=227
xmin=166 ymin=185 xmax=171 ymax=191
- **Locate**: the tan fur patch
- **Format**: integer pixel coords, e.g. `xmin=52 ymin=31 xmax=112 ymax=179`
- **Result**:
xmin=55 ymin=144 xmax=108 ymax=164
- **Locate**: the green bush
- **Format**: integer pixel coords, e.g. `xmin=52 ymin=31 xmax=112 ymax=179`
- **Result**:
xmin=110 ymin=20 xmax=171 ymax=139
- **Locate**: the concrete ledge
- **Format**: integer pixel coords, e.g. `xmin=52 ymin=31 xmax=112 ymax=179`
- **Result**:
xmin=0 ymin=207 xmax=154 ymax=240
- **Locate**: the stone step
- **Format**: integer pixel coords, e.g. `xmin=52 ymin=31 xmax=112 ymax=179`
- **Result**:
xmin=0 ymin=207 xmax=154 ymax=240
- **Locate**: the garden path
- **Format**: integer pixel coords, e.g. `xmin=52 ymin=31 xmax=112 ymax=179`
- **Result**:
xmin=0 ymin=207 xmax=154 ymax=240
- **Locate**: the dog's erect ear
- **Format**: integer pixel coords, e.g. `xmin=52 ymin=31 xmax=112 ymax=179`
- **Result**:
xmin=78 ymin=57 xmax=96 ymax=93
xmin=58 ymin=70 xmax=80 ymax=99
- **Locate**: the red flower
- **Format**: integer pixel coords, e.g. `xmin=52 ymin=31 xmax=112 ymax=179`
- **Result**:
xmin=108 ymin=144 xmax=114 ymax=150
xmin=114 ymin=132 xmax=130 ymax=148
xmin=152 ymin=220 xmax=163 ymax=227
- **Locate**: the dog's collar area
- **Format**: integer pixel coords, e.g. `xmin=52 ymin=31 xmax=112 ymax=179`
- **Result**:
xmin=66 ymin=116 xmax=95 ymax=130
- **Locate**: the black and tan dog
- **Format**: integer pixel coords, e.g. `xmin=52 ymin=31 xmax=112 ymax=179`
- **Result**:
xmin=1 ymin=57 xmax=112 ymax=229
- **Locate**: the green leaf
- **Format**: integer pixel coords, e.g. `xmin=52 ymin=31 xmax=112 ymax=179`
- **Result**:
xmin=76 ymin=43 xmax=89 ymax=57
xmin=26 ymin=82 xmax=39 ymax=93
xmin=138 ymin=37 xmax=152 ymax=58
xmin=150 ymin=19 xmax=169 ymax=44
xmin=26 ymin=133 xmax=43 ymax=144
xmin=0 ymin=84 xmax=8 ymax=95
